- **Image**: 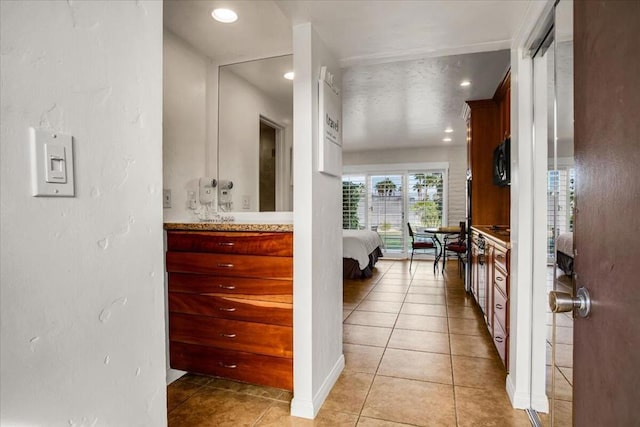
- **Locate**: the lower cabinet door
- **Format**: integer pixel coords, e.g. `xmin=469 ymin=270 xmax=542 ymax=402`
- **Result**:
xmin=170 ymin=341 xmax=293 ymax=390
xmin=492 ymin=313 xmax=508 ymax=368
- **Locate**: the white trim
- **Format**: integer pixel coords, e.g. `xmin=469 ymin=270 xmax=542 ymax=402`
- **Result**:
xmin=259 ymin=115 xmax=288 ymax=212
xmin=344 ymin=162 xmax=449 ymax=174
xmin=290 ymin=354 xmax=345 ymax=419
xmin=166 ymin=369 xmax=185 ymax=385
xmin=507 ymin=374 xmax=532 ymax=409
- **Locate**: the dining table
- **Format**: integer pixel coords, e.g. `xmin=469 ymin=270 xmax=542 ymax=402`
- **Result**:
xmin=420 ymin=225 xmax=462 ymax=270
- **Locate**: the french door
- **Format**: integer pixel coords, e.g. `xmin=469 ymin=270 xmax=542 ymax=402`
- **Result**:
xmin=343 ymin=166 xmax=447 ymax=257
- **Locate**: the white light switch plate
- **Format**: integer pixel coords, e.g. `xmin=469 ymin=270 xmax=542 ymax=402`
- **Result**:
xmin=30 ymin=128 xmax=75 ymax=197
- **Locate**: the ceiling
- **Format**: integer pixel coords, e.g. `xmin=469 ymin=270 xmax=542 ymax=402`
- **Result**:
xmin=164 ymin=0 xmax=534 ymax=151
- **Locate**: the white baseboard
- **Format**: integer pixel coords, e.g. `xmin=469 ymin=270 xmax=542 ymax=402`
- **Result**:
xmin=290 ymin=354 xmax=345 ymax=419
xmin=506 ymin=373 xmax=532 ymax=409
xmin=166 ymin=368 xmax=186 ymax=385
xmin=531 ymin=392 xmax=549 ymax=412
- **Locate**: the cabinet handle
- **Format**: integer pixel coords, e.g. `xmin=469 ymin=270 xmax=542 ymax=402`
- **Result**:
xmin=495 ymin=303 xmax=503 ymax=310
xmin=218 ymin=284 xmax=236 ymax=290
xmin=218 ymin=362 xmax=237 ymax=369
xmin=218 ymin=242 xmax=235 ymax=247
xmin=219 ymin=333 xmax=237 ymax=338
xmin=496 ymin=276 xmax=504 ymax=282
xmin=218 ymin=307 xmax=237 ymax=312
xmin=217 ymin=263 xmax=234 ymax=268
xmin=495 ymin=336 xmax=504 ymax=343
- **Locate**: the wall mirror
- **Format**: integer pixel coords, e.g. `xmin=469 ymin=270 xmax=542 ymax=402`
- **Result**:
xmin=218 ymin=54 xmax=293 ymax=212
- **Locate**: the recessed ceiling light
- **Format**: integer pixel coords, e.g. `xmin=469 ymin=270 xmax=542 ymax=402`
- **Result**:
xmin=443 ymin=137 xmax=452 ymax=142
xmin=284 ymin=71 xmax=294 ymax=81
xmin=460 ymin=80 xmax=471 ymax=87
xmin=444 ymin=128 xmax=453 ymax=133
xmin=211 ymin=8 xmax=238 ymax=23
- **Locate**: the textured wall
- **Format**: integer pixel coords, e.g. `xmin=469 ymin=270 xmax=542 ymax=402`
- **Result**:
xmin=291 ymin=23 xmax=344 ymax=418
xmin=0 ymin=1 xmax=166 ymax=425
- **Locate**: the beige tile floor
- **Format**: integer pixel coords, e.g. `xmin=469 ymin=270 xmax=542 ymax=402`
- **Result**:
xmin=539 ymin=269 xmax=574 ymax=426
xmin=167 ymin=259 xmax=530 ymax=426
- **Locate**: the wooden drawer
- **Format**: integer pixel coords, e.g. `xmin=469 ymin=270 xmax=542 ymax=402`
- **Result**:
xmin=494 ymin=264 xmax=508 ymax=297
xmin=494 ymin=246 xmax=508 ymax=274
xmin=169 ymin=313 xmax=292 ymax=358
xmin=169 ymin=293 xmax=292 ymax=326
xmin=167 ymin=231 xmax=293 ymax=257
xmin=166 ymin=252 xmax=292 ymax=279
xmin=170 ymin=342 xmax=292 ymax=390
xmin=492 ymin=313 xmax=508 ymax=368
xmin=168 ymin=273 xmax=292 ymax=297
xmin=493 ymin=286 xmax=508 ymax=333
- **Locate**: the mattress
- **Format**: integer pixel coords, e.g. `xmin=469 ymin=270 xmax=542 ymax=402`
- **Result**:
xmin=556 ymin=232 xmax=573 ymax=256
xmin=343 ymin=230 xmax=384 ymax=270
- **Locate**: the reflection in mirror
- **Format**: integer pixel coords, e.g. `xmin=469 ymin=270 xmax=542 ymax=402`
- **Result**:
xmin=540 ymin=1 xmax=574 ymax=425
xmin=218 ymin=55 xmax=293 ymax=212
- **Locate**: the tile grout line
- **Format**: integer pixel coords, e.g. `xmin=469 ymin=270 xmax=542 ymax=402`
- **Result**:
xmin=351 ymin=259 xmax=412 ymax=424
xmin=443 ymin=267 xmax=461 ymax=427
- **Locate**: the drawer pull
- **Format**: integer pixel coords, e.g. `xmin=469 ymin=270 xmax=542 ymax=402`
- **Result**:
xmin=496 ymin=276 xmax=504 ymax=282
xmin=497 ymin=254 xmax=505 ymax=260
xmin=217 ymin=263 xmax=234 ymax=268
xmin=495 ymin=336 xmax=504 ymax=343
xmin=495 ymin=303 xmax=503 ymax=310
xmin=218 ymin=242 xmax=235 ymax=247
xmin=218 ymin=284 xmax=236 ymax=290
xmin=220 ymin=333 xmax=237 ymax=338
xmin=218 ymin=307 xmax=237 ymax=312
xmin=218 ymin=362 xmax=237 ymax=369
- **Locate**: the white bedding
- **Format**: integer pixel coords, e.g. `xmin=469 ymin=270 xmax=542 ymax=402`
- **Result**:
xmin=343 ymin=230 xmax=385 ymax=269
xmin=557 ymin=232 xmax=573 ymax=256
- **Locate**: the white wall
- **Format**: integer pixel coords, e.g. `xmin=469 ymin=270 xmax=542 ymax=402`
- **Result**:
xmin=218 ymin=70 xmax=293 ymax=211
xmin=291 ymin=23 xmax=344 ymax=419
xmin=0 ymin=1 xmax=166 ymax=426
xmin=343 ymin=146 xmax=467 ymax=226
xmin=163 ymin=29 xmax=209 ymax=223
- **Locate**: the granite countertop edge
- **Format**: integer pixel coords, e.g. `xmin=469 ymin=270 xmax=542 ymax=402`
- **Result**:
xmin=164 ymin=222 xmax=293 ymax=232
xmin=471 ymin=225 xmax=511 ymax=248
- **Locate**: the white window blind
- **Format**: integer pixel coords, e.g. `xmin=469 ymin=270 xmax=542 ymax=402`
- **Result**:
xmin=547 ymin=168 xmax=575 ymax=260
xmin=342 ymin=166 xmax=447 ymax=255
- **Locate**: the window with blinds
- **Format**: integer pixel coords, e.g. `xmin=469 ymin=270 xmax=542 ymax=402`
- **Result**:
xmin=547 ymin=168 xmax=575 ymax=260
xmin=342 ymin=168 xmax=447 ymax=255
xmin=407 ymin=172 xmax=444 ymax=228
xmin=342 ymin=175 xmax=366 ymax=230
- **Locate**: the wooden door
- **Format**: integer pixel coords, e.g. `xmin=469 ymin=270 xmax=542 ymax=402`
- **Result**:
xmin=573 ymin=2 xmax=640 ymax=425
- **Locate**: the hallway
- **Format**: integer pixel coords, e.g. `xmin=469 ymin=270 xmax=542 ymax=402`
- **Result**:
xmin=167 ymin=259 xmax=530 ymax=426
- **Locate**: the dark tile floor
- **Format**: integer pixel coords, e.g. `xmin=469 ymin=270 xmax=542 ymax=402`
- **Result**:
xmin=167 ymin=259 xmax=530 ymax=426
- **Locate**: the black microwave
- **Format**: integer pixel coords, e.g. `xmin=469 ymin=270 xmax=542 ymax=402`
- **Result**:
xmin=493 ymin=137 xmax=511 ymax=187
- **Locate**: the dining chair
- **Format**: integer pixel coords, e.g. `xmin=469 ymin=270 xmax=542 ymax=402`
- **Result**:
xmin=443 ymin=221 xmax=467 ymax=276
xmin=407 ymin=222 xmax=436 ymax=272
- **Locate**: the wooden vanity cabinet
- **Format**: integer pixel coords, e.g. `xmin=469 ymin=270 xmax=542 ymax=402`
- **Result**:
xmin=470 ymin=227 xmax=510 ymax=369
xmin=166 ymin=230 xmax=293 ymax=390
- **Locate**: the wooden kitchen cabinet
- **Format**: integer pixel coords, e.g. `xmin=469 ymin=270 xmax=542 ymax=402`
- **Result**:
xmin=166 ymin=230 xmax=293 ymax=390
xmin=465 ymin=70 xmax=511 ymax=228
xmin=470 ymin=227 xmax=510 ymax=369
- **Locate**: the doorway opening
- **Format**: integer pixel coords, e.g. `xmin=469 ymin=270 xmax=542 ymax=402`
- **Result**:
xmin=259 ymin=116 xmax=287 ymax=212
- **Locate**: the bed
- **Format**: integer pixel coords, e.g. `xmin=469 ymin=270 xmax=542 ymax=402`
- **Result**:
xmin=556 ymin=232 xmax=574 ymax=276
xmin=343 ymin=230 xmax=384 ymax=279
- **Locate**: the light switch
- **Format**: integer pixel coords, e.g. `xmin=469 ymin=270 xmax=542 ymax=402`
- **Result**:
xmin=30 ymin=128 xmax=75 ymax=197
xmin=45 ymin=144 xmax=67 ymax=183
